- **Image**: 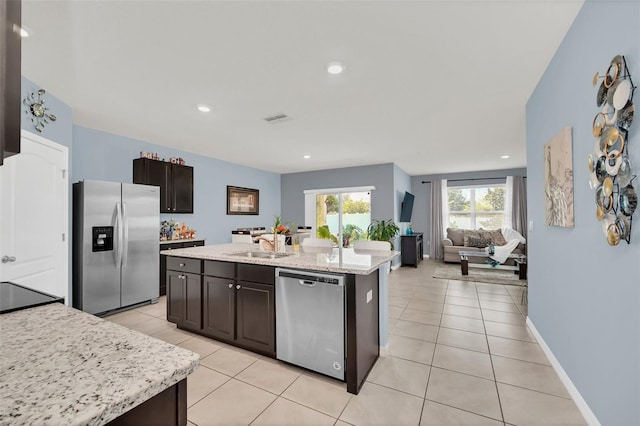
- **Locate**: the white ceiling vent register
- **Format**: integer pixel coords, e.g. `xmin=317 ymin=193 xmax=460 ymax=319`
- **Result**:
xmin=263 ymin=113 xmax=290 ymax=123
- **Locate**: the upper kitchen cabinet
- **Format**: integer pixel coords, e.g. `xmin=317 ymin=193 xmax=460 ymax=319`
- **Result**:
xmin=133 ymin=158 xmax=193 ymax=213
xmin=1 ymin=0 xmax=22 ymax=165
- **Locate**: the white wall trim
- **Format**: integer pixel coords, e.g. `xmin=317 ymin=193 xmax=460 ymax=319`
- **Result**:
xmin=303 ymin=185 xmax=375 ymax=195
xmin=390 ymin=263 xmax=400 ymax=271
xmin=526 ymin=317 xmax=601 ymax=426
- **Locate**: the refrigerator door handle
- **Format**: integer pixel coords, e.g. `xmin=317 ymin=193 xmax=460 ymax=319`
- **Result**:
xmin=114 ymin=202 xmax=123 ymax=270
xmin=121 ymin=202 xmax=129 ymax=268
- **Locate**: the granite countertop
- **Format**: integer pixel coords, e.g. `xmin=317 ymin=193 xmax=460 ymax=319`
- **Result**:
xmin=161 ymin=243 xmax=399 ymax=275
xmin=0 ymin=303 xmax=199 ymax=426
xmin=159 ymin=238 xmax=206 ymax=245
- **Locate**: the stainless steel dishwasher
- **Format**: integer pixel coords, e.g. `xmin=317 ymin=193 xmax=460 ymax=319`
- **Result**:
xmin=276 ymin=268 xmax=345 ymax=380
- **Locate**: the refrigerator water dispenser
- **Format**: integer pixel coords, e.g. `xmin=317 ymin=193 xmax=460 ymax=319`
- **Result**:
xmin=92 ymin=226 xmax=113 ymax=252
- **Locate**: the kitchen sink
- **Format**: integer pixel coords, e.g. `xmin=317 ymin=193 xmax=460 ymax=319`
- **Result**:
xmin=230 ymin=251 xmax=293 ymax=259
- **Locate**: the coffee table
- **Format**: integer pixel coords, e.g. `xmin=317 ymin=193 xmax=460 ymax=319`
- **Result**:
xmin=459 ymin=251 xmax=527 ymax=280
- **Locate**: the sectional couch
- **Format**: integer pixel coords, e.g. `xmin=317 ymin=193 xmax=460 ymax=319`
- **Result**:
xmin=442 ymin=227 xmax=525 ymax=264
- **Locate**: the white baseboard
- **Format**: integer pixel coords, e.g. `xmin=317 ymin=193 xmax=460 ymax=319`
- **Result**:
xmin=379 ymin=344 xmax=390 ymax=357
xmin=391 ymin=263 xmax=400 ymax=271
xmin=526 ymin=317 xmax=600 ymax=426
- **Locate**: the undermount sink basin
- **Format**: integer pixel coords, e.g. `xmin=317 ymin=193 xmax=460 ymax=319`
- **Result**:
xmin=230 ymin=251 xmax=292 ymax=259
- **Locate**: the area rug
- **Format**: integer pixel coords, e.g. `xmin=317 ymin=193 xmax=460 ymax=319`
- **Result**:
xmin=433 ymin=262 xmax=527 ymax=286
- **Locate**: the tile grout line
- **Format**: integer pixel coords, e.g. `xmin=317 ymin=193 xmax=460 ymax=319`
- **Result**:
xmin=479 ymin=283 xmax=506 ymax=425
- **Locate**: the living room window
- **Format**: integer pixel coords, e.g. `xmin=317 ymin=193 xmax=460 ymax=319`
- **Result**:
xmin=447 ymin=185 xmax=506 ymax=230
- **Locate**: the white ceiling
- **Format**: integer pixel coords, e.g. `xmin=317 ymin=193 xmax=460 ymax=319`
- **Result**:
xmin=21 ymin=0 xmax=584 ymax=176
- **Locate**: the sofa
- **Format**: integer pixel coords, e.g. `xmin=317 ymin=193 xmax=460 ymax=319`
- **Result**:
xmin=442 ymin=228 xmax=525 ymax=264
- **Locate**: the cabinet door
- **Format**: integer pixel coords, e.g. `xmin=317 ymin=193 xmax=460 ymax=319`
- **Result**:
xmin=172 ymin=164 xmax=193 ymax=213
xmin=1 ymin=0 xmax=21 ymax=164
xmin=202 ymin=276 xmax=235 ymax=341
xmin=147 ymin=160 xmax=172 ymax=213
xmin=134 ymin=159 xmax=172 ymax=213
xmin=166 ymin=271 xmax=185 ymax=324
xmin=236 ymin=281 xmax=275 ymax=355
xmin=183 ymin=272 xmax=202 ymax=330
xmin=159 ymin=243 xmax=184 ymax=297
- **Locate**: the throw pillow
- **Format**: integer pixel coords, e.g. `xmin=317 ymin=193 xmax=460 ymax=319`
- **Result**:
xmin=464 ymin=235 xmax=492 ymax=248
xmin=483 ymin=229 xmax=507 ymax=245
xmin=446 ymin=228 xmax=465 ymax=246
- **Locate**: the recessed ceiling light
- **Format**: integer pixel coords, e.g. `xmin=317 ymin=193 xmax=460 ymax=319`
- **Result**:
xmin=327 ymin=62 xmax=345 ymax=75
xmin=303 ymin=155 xmax=311 ymax=159
xmin=500 ymin=155 xmax=510 ymax=159
xmin=197 ymin=104 xmax=211 ymax=112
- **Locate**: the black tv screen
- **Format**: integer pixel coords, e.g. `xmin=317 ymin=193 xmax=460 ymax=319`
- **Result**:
xmin=400 ymin=191 xmax=414 ymax=222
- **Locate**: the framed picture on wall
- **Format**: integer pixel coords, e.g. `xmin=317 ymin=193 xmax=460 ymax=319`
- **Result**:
xmin=227 ymin=186 xmax=259 ymax=215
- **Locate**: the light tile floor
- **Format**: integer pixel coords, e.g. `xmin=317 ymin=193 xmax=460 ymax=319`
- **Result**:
xmin=105 ymin=260 xmax=587 ymax=425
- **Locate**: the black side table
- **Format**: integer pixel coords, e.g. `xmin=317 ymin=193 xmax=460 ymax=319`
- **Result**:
xmin=401 ymin=233 xmax=424 ymax=267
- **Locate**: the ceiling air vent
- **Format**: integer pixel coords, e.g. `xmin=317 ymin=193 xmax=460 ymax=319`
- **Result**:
xmin=264 ymin=113 xmax=290 ymax=123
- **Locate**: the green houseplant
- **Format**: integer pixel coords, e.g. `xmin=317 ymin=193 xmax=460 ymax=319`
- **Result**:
xmin=366 ymin=219 xmax=400 ymax=249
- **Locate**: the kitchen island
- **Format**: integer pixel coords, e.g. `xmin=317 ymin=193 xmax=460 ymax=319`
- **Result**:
xmin=0 ymin=303 xmax=199 ymax=426
xmin=161 ymin=242 xmax=399 ymax=394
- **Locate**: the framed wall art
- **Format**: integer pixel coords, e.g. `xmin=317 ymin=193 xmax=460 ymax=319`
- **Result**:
xmin=544 ymin=127 xmax=575 ymax=228
xmin=227 ymin=186 xmax=259 ymax=215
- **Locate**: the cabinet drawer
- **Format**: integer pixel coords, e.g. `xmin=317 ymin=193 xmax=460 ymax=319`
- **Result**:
xmin=237 ymin=264 xmax=275 ymax=285
xmin=204 ymin=260 xmax=236 ymax=279
xmin=166 ymin=256 xmax=202 ymax=274
xmin=162 ymin=242 xmax=185 ymax=251
xmin=183 ymin=240 xmax=205 ymax=248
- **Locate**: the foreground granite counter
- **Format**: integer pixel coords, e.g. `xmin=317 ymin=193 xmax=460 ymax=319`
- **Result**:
xmin=0 ymin=303 xmax=199 ymax=425
xmin=160 ymin=242 xmax=399 ymax=275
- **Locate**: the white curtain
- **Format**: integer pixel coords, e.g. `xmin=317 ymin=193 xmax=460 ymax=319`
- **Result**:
xmin=429 ymin=179 xmax=447 ymax=260
xmin=504 ymin=176 xmax=514 ymax=230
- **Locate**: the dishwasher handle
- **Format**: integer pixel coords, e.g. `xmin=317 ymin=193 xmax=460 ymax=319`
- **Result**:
xmin=277 ymin=269 xmax=344 ymax=286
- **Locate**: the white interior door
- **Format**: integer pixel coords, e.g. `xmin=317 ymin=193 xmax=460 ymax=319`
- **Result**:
xmin=0 ymin=131 xmax=69 ymax=301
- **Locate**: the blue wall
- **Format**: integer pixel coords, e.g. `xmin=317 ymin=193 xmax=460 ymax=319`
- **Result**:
xmin=281 ymin=162 xmax=404 ymax=262
xmin=72 ymin=126 xmax=281 ymax=244
xmin=281 ymin=163 xmax=396 ymax=226
xmin=526 ymin=1 xmax=639 ymax=424
xmin=410 ymin=168 xmax=527 ymax=253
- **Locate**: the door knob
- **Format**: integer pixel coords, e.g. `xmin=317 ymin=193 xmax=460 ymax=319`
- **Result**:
xmin=1 ymin=256 xmax=16 ymax=263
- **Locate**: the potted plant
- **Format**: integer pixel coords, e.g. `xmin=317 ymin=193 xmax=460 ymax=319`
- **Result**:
xmin=366 ymin=219 xmax=400 ymax=249
xmin=342 ymin=224 xmax=364 ymax=247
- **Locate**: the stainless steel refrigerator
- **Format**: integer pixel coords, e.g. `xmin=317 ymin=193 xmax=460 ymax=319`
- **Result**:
xmin=73 ymin=180 xmax=159 ymax=315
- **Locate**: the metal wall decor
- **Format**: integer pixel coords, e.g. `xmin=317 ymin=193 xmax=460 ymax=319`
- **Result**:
xmin=590 ymin=55 xmax=636 ymax=245
xmin=23 ymin=89 xmax=57 ymax=132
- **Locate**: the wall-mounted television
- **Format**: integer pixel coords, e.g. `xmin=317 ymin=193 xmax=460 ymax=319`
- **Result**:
xmin=399 ymin=191 xmax=414 ymax=222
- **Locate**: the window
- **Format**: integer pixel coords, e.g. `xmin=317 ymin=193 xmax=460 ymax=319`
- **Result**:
xmin=315 ymin=192 xmax=370 ymax=247
xmin=304 ymin=186 xmax=374 ymax=248
xmin=447 ymin=185 xmax=505 ymax=230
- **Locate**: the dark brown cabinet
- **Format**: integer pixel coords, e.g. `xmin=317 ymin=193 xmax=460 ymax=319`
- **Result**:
xmin=203 ymin=276 xmax=236 ymax=341
xmin=133 ymin=158 xmax=194 ymax=213
xmin=166 ymin=257 xmax=202 ymax=331
xmin=164 ymin=256 xmax=276 ymax=357
xmin=203 ymin=261 xmax=275 ymax=357
xmin=401 ymin=233 xmax=424 ymax=267
xmin=160 ymin=240 xmax=204 ymax=296
xmin=1 ymin=0 xmax=22 ymax=165
xmin=236 ymin=281 xmax=275 ymax=355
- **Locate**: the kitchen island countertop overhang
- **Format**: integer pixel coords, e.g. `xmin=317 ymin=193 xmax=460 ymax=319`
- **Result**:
xmin=0 ymin=303 xmax=199 ymax=426
xmin=160 ymin=242 xmax=399 ymax=274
